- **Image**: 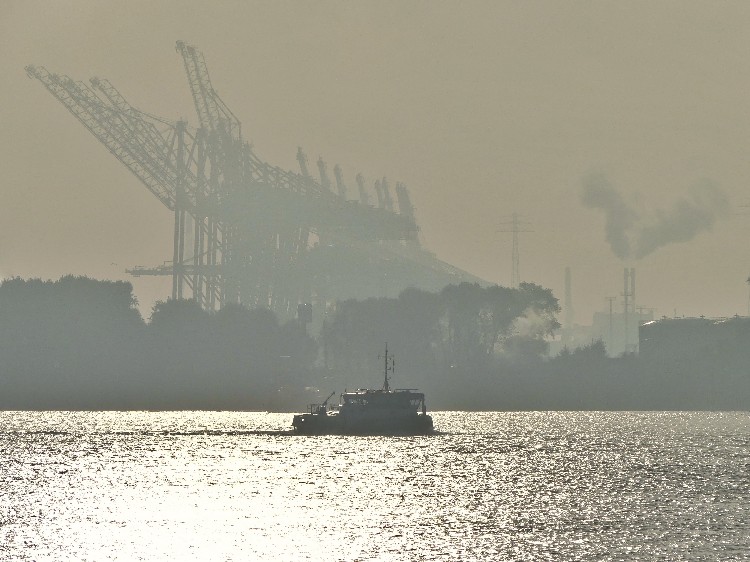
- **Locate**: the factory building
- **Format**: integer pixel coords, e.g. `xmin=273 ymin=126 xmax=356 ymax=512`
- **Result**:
xmin=639 ymin=316 xmax=750 ymax=361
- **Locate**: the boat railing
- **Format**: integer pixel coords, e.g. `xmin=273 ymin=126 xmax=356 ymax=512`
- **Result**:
xmin=308 ymin=403 xmax=339 ymax=415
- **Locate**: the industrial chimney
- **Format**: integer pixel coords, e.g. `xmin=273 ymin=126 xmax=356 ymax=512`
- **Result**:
xmin=623 ymin=267 xmax=636 ymax=353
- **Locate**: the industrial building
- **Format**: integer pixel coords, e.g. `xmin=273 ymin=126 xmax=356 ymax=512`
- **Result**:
xmin=553 ymin=267 xmax=654 ymax=357
xmin=639 ymin=315 xmax=750 ymax=361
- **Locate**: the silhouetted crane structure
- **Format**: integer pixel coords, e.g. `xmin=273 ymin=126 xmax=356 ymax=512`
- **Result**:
xmin=26 ymin=41 xmax=481 ymax=317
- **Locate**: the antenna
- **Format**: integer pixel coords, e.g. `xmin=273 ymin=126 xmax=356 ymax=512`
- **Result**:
xmin=497 ymin=213 xmax=533 ymax=288
xmin=379 ymin=343 xmax=394 ymax=392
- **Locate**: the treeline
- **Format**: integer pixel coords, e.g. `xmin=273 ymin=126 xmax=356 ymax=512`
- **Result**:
xmin=0 ymin=276 xmax=316 ymax=410
xmin=0 ymin=277 xmax=562 ymax=410
xmin=505 ymin=335 xmax=750 ymax=411
xmin=3 ymin=276 xmax=748 ymax=411
xmin=320 ymin=283 xmax=750 ymax=410
xmin=320 ymin=282 xmax=561 ymax=407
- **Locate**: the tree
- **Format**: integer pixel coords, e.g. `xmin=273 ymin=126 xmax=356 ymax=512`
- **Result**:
xmin=500 ymin=282 xmax=561 ymax=362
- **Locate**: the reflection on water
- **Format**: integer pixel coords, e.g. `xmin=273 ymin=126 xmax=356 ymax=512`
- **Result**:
xmin=2 ymin=412 xmax=750 ymax=560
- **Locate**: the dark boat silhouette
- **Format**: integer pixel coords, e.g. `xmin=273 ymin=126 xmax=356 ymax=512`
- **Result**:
xmin=292 ymin=345 xmax=433 ymax=435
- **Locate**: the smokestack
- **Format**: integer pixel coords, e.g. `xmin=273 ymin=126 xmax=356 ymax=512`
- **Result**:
xmin=630 ymin=267 xmax=636 ymax=313
xmin=564 ymin=267 xmax=573 ymax=330
xmin=623 ymin=268 xmax=629 ymax=315
xmin=623 ymin=268 xmax=630 ymax=352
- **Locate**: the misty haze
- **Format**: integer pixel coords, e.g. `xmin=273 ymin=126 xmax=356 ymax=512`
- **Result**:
xmin=8 ymin=35 xmax=749 ymax=412
xmin=4 ymin=2 xmax=750 ymax=560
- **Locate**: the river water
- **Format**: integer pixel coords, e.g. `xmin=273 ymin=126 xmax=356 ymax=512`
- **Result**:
xmin=2 ymin=411 xmax=750 ymax=561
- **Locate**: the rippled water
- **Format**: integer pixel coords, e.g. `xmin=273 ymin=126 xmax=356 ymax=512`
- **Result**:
xmin=2 ymin=411 xmax=750 ymax=561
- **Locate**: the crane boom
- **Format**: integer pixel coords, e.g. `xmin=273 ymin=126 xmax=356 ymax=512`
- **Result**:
xmin=322 ymin=391 xmax=336 ymax=407
xmin=26 ymin=65 xmax=177 ymax=210
xmin=175 ymin=40 xmax=241 ymax=139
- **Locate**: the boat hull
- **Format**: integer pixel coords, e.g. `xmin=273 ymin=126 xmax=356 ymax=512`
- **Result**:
xmin=292 ymin=412 xmax=433 ymax=435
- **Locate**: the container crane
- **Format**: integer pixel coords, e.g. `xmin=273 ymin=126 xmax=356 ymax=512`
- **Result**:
xmin=28 ymin=41 xmax=483 ymax=321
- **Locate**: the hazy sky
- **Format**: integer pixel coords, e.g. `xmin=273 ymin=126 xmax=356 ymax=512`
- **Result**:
xmin=3 ymin=1 xmax=750 ymax=322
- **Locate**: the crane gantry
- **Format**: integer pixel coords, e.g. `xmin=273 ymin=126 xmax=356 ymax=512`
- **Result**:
xmin=27 ymin=41 xmax=483 ymax=318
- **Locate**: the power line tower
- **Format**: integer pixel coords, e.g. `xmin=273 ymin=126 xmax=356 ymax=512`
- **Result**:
xmin=497 ymin=213 xmax=533 ymax=288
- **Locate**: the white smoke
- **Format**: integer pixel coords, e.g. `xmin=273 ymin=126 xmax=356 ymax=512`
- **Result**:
xmin=581 ymin=174 xmax=730 ymax=260
xmin=512 ymin=308 xmax=549 ymax=339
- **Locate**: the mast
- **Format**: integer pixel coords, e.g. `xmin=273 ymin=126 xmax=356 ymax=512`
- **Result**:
xmin=382 ymin=343 xmax=394 ymax=392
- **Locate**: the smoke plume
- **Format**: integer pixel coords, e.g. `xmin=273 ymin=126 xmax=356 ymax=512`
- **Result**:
xmin=581 ymin=174 xmax=730 ymax=260
xmin=580 ymin=174 xmax=638 ymax=259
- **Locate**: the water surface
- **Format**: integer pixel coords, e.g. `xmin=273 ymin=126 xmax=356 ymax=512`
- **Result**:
xmin=2 ymin=411 xmax=749 ymax=560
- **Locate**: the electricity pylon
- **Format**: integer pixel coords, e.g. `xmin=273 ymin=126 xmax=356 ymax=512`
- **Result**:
xmin=497 ymin=213 xmax=533 ymax=288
